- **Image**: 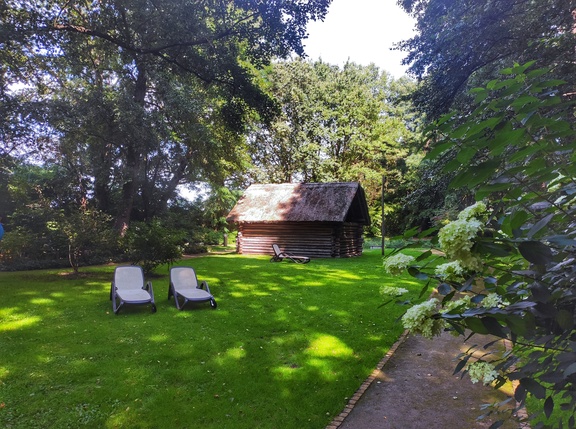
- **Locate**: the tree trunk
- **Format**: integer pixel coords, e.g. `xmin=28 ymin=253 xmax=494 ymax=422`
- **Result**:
xmin=113 ymin=60 xmax=148 ymax=235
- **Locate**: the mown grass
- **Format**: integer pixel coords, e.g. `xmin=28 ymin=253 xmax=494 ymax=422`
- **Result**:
xmin=0 ymin=250 xmax=424 ymax=428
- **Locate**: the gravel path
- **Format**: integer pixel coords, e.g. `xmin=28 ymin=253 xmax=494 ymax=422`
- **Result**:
xmin=327 ymin=331 xmax=524 ymax=429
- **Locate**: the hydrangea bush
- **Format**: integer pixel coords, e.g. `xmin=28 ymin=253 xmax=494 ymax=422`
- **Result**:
xmin=467 ymin=361 xmax=499 ymax=385
xmin=383 ymin=253 xmax=415 ymax=275
xmin=383 ymin=64 xmax=576 ymax=429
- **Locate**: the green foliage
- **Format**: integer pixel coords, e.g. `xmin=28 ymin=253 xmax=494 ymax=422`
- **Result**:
xmin=248 ymin=59 xmax=425 ymax=235
xmin=56 ymin=209 xmax=117 ymax=273
xmin=2 ymin=1 xmax=331 ymax=232
xmin=397 ymin=0 xmax=575 ymax=119
xmin=0 ymin=251 xmax=421 ymax=429
xmin=0 ymin=227 xmax=67 ymax=271
xmin=385 ymin=64 xmax=576 ymax=428
xmin=0 ymin=162 xmax=119 ymax=271
xmin=121 ymin=220 xmax=185 ymax=274
xmin=0 ymin=161 xmax=231 ymax=270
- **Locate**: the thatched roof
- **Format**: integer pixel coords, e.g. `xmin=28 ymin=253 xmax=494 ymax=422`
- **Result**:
xmin=227 ymin=182 xmax=371 ymax=225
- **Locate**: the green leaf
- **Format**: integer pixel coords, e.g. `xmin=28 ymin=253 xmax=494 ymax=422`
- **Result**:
xmin=427 ymin=141 xmax=453 ymax=159
xmin=476 ymin=181 xmax=514 ymax=199
xmin=526 ymin=67 xmax=550 ymax=79
xmin=451 ymin=160 xmax=500 ymax=189
xmin=415 ymin=250 xmax=432 ymax=262
xmin=511 ymin=95 xmax=539 ymax=109
xmin=417 ymin=227 xmax=439 ymax=238
xmin=418 ymin=282 xmax=430 ymax=299
xmin=556 ymin=310 xmax=574 ymax=330
xmin=527 ymin=214 xmax=554 ymax=239
xmin=510 ymin=210 xmax=530 ymax=231
xmin=407 ymin=266 xmax=428 ymax=280
xmin=543 ymin=396 xmax=554 ymax=419
xmin=564 ymin=362 xmax=576 ymax=378
xmin=435 ymin=113 xmax=455 ymax=126
xmin=464 ymin=317 xmax=490 ymax=334
xmin=496 ymin=128 xmax=526 ymax=148
xmin=442 ymin=290 xmax=456 ymax=303
xmin=486 ymin=78 xmax=500 ymax=88
xmin=403 ymin=227 xmax=420 ymax=239
xmin=456 ymin=146 xmax=479 ymax=164
xmin=536 ymin=79 xmax=568 ymax=88
xmin=469 ymin=87 xmax=486 ymax=93
xmin=474 ymin=90 xmax=489 ymax=103
xmin=505 ymin=315 xmax=529 ymax=337
xmin=520 ymin=378 xmax=546 ymax=399
xmin=466 ymin=117 xmax=502 ymax=136
xmin=452 ymin=124 xmax=471 ymax=139
xmin=514 ymin=61 xmax=536 ymax=73
xmin=475 ymin=241 xmax=513 ymax=257
xmin=481 ymin=316 xmax=506 ymax=338
xmin=493 ymin=77 xmax=520 ymax=90
xmin=444 ymin=157 xmax=464 ymax=173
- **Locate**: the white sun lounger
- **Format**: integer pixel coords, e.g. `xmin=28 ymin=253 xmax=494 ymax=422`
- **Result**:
xmin=168 ymin=266 xmax=217 ymax=310
xmin=110 ymin=266 xmax=156 ymax=314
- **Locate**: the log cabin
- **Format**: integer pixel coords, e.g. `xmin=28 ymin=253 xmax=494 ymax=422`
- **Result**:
xmin=226 ymin=182 xmax=371 ymax=258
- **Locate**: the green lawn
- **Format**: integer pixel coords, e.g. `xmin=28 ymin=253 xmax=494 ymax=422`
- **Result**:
xmin=0 ymin=250 xmax=423 ymax=428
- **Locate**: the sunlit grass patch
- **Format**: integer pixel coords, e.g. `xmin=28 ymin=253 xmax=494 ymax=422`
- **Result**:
xmin=0 ymin=308 xmax=42 ymax=332
xmin=306 ymin=334 xmax=354 ymax=358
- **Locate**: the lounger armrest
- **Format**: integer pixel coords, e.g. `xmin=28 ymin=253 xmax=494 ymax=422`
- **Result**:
xmin=200 ymin=280 xmax=210 ymax=293
xmin=110 ymin=281 xmax=115 ymax=300
xmin=144 ymin=281 xmax=154 ymax=296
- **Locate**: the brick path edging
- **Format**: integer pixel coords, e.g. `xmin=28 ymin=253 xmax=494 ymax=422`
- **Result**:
xmin=325 ymin=329 xmax=411 ymax=429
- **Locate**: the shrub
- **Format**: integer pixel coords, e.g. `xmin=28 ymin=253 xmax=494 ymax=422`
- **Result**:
xmin=122 ymin=220 xmax=185 ymax=274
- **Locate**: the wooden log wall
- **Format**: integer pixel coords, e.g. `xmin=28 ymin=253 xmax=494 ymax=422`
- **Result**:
xmin=236 ymin=222 xmax=364 ymax=258
xmin=338 ymin=223 xmax=364 ymax=257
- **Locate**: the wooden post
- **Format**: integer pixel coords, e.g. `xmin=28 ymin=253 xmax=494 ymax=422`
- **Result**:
xmin=381 ymin=175 xmax=385 ymax=255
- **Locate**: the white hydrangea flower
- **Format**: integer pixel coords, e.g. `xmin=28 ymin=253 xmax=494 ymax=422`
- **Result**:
xmin=401 ymin=298 xmax=445 ymax=339
xmin=383 ymin=253 xmax=415 ymax=275
xmin=466 ymin=361 xmax=499 ymax=385
xmin=481 ymin=293 xmax=502 ymax=308
xmin=457 ymin=201 xmax=488 ymax=222
xmin=438 ymin=218 xmax=483 ymax=271
xmin=442 ymin=294 xmax=472 ymax=312
xmin=435 ymin=261 xmax=465 ymax=281
xmin=380 ymin=286 xmax=409 ymax=296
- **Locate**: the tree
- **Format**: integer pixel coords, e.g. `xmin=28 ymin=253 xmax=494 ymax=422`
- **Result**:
xmin=385 ymin=64 xmax=576 ymax=428
xmin=247 ymin=59 xmax=424 ymax=234
xmin=397 ymin=0 xmax=576 ymax=119
xmin=1 ymin=0 xmax=331 ymax=233
xmin=396 ymin=0 xmax=576 ymax=233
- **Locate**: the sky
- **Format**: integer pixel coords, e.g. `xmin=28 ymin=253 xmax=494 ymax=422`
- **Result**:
xmin=303 ymin=0 xmax=416 ymax=78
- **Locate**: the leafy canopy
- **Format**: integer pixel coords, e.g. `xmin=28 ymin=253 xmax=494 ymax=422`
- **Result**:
xmin=397 ymin=0 xmax=576 ymax=118
xmin=385 ymin=63 xmax=576 ymax=428
xmin=1 ymin=0 xmax=332 ymax=233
